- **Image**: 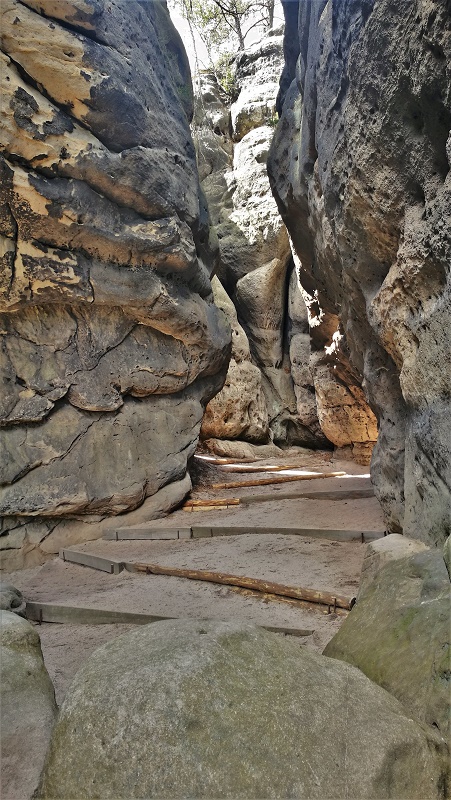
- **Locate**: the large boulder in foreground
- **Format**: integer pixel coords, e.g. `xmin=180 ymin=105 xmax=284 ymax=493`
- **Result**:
xmin=37 ymin=619 xmax=446 ymax=799
xmin=268 ymin=0 xmax=451 ymax=543
xmin=325 ymin=536 xmax=451 ymax=745
xmin=0 ymin=0 xmax=231 ymax=566
xmin=1 ymin=610 xmax=57 ymax=800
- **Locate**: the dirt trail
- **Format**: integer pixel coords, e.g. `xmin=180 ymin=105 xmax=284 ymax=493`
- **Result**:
xmin=4 ymin=453 xmax=384 ymax=705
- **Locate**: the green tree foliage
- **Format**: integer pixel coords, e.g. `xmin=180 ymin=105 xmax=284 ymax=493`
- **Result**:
xmin=171 ymin=0 xmax=275 ymax=63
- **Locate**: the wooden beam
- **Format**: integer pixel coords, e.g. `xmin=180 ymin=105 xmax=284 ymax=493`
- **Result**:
xmin=128 ymin=562 xmax=355 ymax=611
xmin=210 ymin=471 xmax=346 ymax=490
xmin=60 ymin=549 xmax=123 ymax=574
xmin=218 ymin=463 xmax=332 ymax=473
xmin=182 ymin=487 xmax=374 ymax=510
xmin=190 ymin=527 xmax=383 ymax=542
xmin=25 ymin=601 xmax=314 ymax=638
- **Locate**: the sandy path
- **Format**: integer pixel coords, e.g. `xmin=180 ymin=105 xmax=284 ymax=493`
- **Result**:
xmin=4 ymin=453 xmax=383 ymax=705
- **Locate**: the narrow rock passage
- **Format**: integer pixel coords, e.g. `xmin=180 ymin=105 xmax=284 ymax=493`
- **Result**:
xmin=4 ymin=452 xmax=384 ymax=705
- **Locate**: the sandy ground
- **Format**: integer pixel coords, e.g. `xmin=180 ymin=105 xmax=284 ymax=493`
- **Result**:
xmin=4 ymin=452 xmax=385 ymax=705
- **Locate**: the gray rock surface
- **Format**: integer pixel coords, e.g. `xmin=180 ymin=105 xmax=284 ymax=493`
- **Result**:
xmin=0 ymin=581 xmax=26 ymax=615
xmin=1 ymin=610 xmax=57 ymax=800
xmin=268 ymin=0 xmax=451 ymax=543
xmin=200 ymin=277 xmax=269 ymax=442
xmin=194 ymin=32 xmax=328 ymax=448
xmin=325 ymin=539 xmax=451 ymax=745
xmin=37 ymin=619 xmax=447 ymax=799
xmin=444 ymin=534 xmax=451 ymax=580
xmin=0 ymin=0 xmax=231 ymax=564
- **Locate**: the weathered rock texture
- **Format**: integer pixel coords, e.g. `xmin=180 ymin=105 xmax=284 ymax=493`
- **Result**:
xmin=37 ymin=619 xmax=447 ymax=799
xmin=325 ymin=535 xmax=451 ymax=747
xmin=1 ymin=610 xmax=57 ymax=800
xmin=0 ymin=0 xmax=231 ymax=566
xmin=268 ymin=0 xmax=451 ymax=544
xmin=194 ymin=33 xmax=329 ymax=449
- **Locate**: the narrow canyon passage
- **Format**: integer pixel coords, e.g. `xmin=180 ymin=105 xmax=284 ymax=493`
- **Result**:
xmin=1 ymin=1 xmax=449 ymax=798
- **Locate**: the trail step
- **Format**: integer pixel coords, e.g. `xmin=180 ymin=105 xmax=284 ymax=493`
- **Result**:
xmin=104 ymin=527 xmax=191 ymax=541
xmin=60 ymin=549 xmax=123 ymax=573
xmin=103 ymin=527 xmax=385 ymax=542
xmin=25 ymin=601 xmax=314 ymax=638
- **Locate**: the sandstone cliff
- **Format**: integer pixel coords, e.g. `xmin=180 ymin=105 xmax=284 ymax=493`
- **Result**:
xmin=194 ymin=32 xmax=332 ymax=449
xmin=268 ymin=0 xmax=451 ymax=545
xmin=0 ymin=0 xmax=231 ymax=567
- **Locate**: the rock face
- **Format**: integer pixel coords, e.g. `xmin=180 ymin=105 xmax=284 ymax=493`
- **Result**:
xmin=195 ymin=33 xmax=329 ymax=449
xmin=1 ymin=610 xmax=57 ymax=800
xmin=0 ymin=581 xmax=26 ymax=616
xmin=37 ymin=619 xmax=447 ymax=800
xmin=325 ymin=536 xmax=451 ymax=746
xmin=268 ymin=0 xmax=451 ymax=544
xmin=0 ymin=0 xmax=231 ymax=565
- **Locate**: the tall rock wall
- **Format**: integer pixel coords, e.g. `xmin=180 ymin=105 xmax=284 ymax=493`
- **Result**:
xmin=194 ymin=32 xmax=330 ymax=449
xmin=0 ymin=0 xmax=231 ymax=568
xmin=268 ymin=0 xmax=451 ymax=545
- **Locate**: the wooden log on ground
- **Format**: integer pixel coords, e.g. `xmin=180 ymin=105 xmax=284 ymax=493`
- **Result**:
xmin=25 ymin=601 xmax=314 ymax=637
xmin=210 ymin=471 xmax=346 ymax=490
xmin=128 ymin=562 xmax=355 ymax=611
xmin=218 ymin=463 xmax=330 ymax=473
xmin=182 ymin=486 xmax=374 ymax=511
xmin=194 ymin=455 xmax=258 ymax=464
xmin=183 ymin=498 xmax=240 ymax=508
xmin=228 ymin=586 xmax=349 ymax=616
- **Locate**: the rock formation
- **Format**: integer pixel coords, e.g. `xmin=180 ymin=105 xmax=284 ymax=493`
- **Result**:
xmin=268 ymin=0 xmax=451 ymax=544
xmin=1 ymin=610 xmax=57 ymax=799
xmin=37 ymin=619 xmax=447 ymax=799
xmin=194 ymin=33 xmax=330 ymax=449
xmin=325 ymin=535 xmax=451 ymax=747
xmin=0 ymin=0 xmax=231 ymax=567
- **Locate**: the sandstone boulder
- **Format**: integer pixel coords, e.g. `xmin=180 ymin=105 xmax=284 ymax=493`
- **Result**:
xmin=0 ymin=0 xmax=231 ymax=564
xmin=268 ymin=0 xmax=451 ymax=543
xmin=0 ymin=582 xmax=26 ymax=616
xmin=1 ymin=611 xmax=57 ymax=800
xmin=325 ymin=537 xmax=451 ymax=744
xmin=37 ymin=619 xmax=447 ymax=799
xmin=201 ymin=277 xmax=269 ymax=442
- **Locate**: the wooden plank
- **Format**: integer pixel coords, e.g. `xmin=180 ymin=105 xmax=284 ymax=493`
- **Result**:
xmin=210 ymin=471 xmax=346 ymax=490
xmin=183 ymin=504 xmax=239 ymax=512
xmin=26 ymin=602 xmax=168 ymax=625
xmin=191 ymin=527 xmax=384 ymax=542
xmin=115 ymin=529 xmax=181 ymax=541
xmin=60 ymin=549 xmax=123 ymax=574
xmin=25 ymin=602 xmax=314 ymax=638
xmin=191 ymin=527 xmax=212 ymax=538
xmin=105 ymin=528 xmax=193 ymax=540
xmin=183 ymin=498 xmax=240 ymax=508
xmin=129 ymin=561 xmax=355 ymax=611
xmin=242 ymin=488 xmax=375 ymax=503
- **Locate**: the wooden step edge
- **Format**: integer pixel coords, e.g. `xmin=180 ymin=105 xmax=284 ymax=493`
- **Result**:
xmin=25 ymin=601 xmax=314 ymax=638
xmin=96 ymin=528 xmax=386 ymax=543
xmin=190 ymin=527 xmax=386 ymax=541
xmin=59 ymin=549 xmax=124 ymax=574
xmin=103 ymin=528 xmax=192 ymax=541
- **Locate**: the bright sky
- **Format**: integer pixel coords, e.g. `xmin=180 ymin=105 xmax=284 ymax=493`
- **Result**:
xmin=168 ymin=0 xmax=285 ymax=72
